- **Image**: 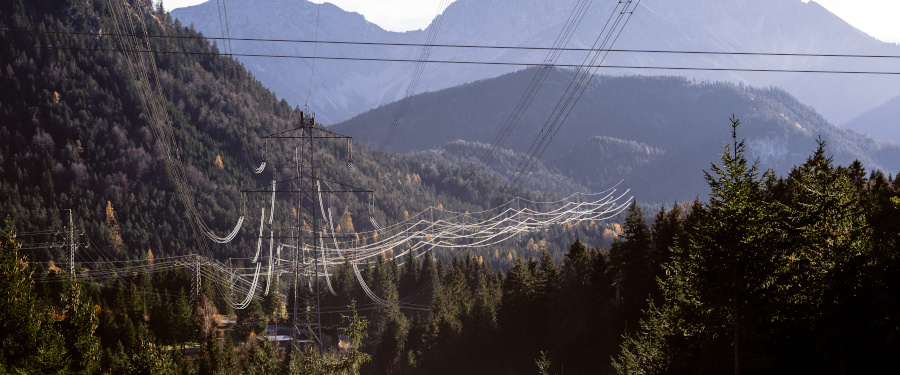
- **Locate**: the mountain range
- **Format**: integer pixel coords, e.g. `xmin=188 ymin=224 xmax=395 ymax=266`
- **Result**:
xmin=331 ymin=68 xmax=900 ymax=203
xmin=172 ymin=0 xmax=900 ymax=133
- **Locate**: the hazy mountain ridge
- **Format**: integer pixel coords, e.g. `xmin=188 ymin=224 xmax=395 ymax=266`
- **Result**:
xmin=173 ymin=0 xmax=900 ymax=132
xmin=332 ymin=68 xmax=900 ymax=203
xmin=171 ymin=0 xmax=422 ymax=124
xmin=845 ymin=93 xmax=900 ymax=145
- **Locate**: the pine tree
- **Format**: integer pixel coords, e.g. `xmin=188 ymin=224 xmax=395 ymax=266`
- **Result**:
xmin=261 ymin=276 xmax=281 ymax=318
xmin=370 ymin=254 xmax=401 ymax=333
xmin=418 ymin=250 xmax=439 ymax=307
xmin=0 ymin=216 xmax=40 ymax=370
xmin=198 ymin=332 xmax=227 ymax=375
xmin=560 ymin=239 xmax=591 ymax=292
xmin=331 ymin=259 xmax=359 ymax=306
xmin=689 ymin=116 xmax=783 ymax=373
xmin=150 ymin=291 xmax=175 ymax=345
xmin=368 ymin=256 xmax=407 ymax=374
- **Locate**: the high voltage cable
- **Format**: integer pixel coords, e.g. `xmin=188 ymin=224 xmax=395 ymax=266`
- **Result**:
xmin=23 ymin=190 xmax=632 ymax=310
xmin=219 ymin=0 xmax=236 ymax=69
xmin=373 ymin=0 xmax=452 ymax=160
xmin=495 ymin=0 xmax=641 ymax=207
xmin=308 ymin=190 xmax=631 ymax=265
xmin=7 ymin=29 xmax=900 ymax=60
xmin=306 ymin=3 xmax=322 ymax=107
xmin=101 ymin=0 xmax=244 ymax=250
xmin=8 ymin=43 xmax=900 ymax=75
xmin=14 ymin=2 xmax=893 ymax=311
xmin=101 ymin=0 xmax=248 ymax=308
xmin=453 ymin=0 xmax=606 ymax=202
xmin=213 ymin=0 xmax=259 ymax=172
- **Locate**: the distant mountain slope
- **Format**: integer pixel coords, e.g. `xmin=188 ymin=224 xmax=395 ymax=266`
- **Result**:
xmin=845 ymin=94 xmax=900 ymax=145
xmin=170 ymin=0 xmax=421 ymax=124
xmin=172 ymin=0 xmax=900 ymax=127
xmin=332 ymin=68 xmax=900 ymax=203
xmin=410 ymin=140 xmax=589 ymax=194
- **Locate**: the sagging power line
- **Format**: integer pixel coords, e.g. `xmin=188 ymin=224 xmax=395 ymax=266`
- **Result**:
xmin=7 ymin=29 xmax=900 ymax=61
xmin=7 ymin=42 xmax=900 ymax=76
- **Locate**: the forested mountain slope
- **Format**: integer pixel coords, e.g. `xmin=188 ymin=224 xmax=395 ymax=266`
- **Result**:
xmin=333 ymin=68 xmax=900 ymax=203
xmin=0 ymin=0 xmax=609 ymax=268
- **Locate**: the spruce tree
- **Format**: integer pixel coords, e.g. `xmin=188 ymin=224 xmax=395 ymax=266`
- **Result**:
xmin=172 ymin=288 xmax=196 ymax=350
xmin=241 ymin=339 xmax=279 ymax=375
xmin=610 ymin=200 xmax=653 ymax=329
xmin=399 ymin=250 xmax=420 ymax=297
xmin=0 ymin=217 xmax=66 ymax=373
xmin=775 ymin=139 xmax=875 ymax=370
xmin=616 ymin=116 xmax=783 ymax=374
xmin=128 ymin=322 xmax=177 ymax=374
xmin=0 ymin=217 xmax=41 ymax=370
xmin=58 ymin=277 xmax=101 ymax=373
xmin=235 ymin=299 xmax=267 ymax=342
xmin=535 ymin=249 xmax=558 ymax=302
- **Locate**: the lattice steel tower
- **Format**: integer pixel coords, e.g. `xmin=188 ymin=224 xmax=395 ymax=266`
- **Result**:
xmin=250 ymin=112 xmax=370 ymax=354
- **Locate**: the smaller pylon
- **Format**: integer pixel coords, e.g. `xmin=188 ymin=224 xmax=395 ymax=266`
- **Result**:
xmin=190 ymin=255 xmax=201 ymax=305
xmin=68 ymin=209 xmax=75 ymax=276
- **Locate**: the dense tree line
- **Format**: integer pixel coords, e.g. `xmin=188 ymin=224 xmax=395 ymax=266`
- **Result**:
xmin=325 ymin=118 xmax=899 ymax=374
xmin=4 ymin=119 xmax=900 ymax=373
xmin=2 ymin=215 xmax=372 ymax=374
xmin=331 ymin=120 xmax=898 ymax=375
xmin=3 ymin=0 xmax=899 ymax=373
xmin=615 ymin=119 xmax=900 ymax=373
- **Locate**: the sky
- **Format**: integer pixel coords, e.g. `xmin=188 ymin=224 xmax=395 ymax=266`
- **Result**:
xmin=804 ymin=0 xmax=900 ymax=44
xmin=162 ymin=0 xmax=900 ymax=43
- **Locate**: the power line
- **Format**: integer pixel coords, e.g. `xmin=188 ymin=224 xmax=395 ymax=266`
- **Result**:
xmin=373 ymin=0 xmax=453 ymax=160
xmin=306 ymin=3 xmax=322 ymax=107
xmin=6 ymin=29 xmax=900 ymax=60
xmin=6 ymin=43 xmax=900 ymax=75
xmin=452 ymin=0 xmax=606 ymax=202
xmin=494 ymin=0 xmax=642 ymax=207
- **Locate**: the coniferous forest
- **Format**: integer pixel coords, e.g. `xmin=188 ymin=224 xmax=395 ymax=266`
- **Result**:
xmin=2 ymin=0 xmax=900 ymax=374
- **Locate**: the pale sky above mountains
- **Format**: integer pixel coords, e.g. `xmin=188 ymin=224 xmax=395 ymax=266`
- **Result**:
xmin=164 ymin=0 xmax=900 ymax=43
xmin=805 ymin=0 xmax=900 ymax=44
